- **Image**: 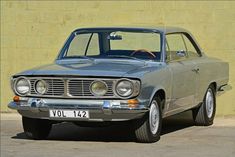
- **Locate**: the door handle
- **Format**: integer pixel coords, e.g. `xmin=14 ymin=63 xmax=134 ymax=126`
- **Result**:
xmin=192 ymin=68 xmax=199 ymax=73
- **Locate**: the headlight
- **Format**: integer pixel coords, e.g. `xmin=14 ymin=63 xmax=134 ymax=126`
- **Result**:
xmin=35 ymin=80 xmax=47 ymax=94
xmin=14 ymin=77 xmax=30 ymax=95
xmin=116 ymin=80 xmax=134 ymax=97
xmin=90 ymin=81 xmax=108 ymax=96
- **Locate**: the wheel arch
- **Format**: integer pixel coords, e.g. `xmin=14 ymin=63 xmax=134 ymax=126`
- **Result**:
xmin=210 ymin=82 xmax=217 ymax=92
xmin=150 ymin=88 xmax=166 ymax=110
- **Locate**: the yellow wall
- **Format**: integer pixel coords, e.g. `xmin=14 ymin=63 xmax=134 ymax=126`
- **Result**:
xmin=1 ymin=1 xmax=235 ymax=115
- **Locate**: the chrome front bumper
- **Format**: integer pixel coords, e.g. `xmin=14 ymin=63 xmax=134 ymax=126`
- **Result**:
xmin=8 ymin=97 xmax=149 ymax=121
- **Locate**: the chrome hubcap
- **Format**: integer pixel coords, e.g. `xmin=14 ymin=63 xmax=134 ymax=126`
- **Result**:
xmin=149 ymin=100 xmax=160 ymax=134
xmin=205 ymin=88 xmax=214 ymax=118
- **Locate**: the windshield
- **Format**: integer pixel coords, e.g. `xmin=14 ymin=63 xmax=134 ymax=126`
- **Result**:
xmin=59 ymin=30 xmax=162 ymax=61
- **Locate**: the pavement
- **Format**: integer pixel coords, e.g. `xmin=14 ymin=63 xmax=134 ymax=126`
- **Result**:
xmin=1 ymin=111 xmax=235 ymax=157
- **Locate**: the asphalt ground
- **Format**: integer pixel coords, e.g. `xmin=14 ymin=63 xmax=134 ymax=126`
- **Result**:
xmin=1 ymin=111 xmax=235 ymax=157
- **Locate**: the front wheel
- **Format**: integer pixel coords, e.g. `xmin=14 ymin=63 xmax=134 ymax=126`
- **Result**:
xmin=134 ymin=97 xmax=162 ymax=143
xmin=22 ymin=116 xmax=52 ymax=140
xmin=193 ymin=85 xmax=216 ymax=126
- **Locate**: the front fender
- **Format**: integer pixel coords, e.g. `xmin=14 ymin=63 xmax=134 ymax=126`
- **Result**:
xmin=137 ymin=66 xmax=171 ymax=109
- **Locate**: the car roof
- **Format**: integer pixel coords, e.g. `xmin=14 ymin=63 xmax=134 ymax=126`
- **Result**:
xmin=73 ymin=26 xmax=190 ymax=34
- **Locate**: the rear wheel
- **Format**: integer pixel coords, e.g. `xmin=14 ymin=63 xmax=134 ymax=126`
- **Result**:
xmin=134 ymin=97 xmax=162 ymax=143
xmin=22 ymin=116 xmax=52 ymax=140
xmin=193 ymin=85 xmax=216 ymax=126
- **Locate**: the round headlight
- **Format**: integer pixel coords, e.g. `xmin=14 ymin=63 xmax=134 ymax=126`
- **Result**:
xmin=35 ymin=80 xmax=47 ymax=94
xmin=15 ymin=78 xmax=30 ymax=95
xmin=90 ymin=81 xmax=108 ymax=96
xmin=116 ymin=80 xmax=134 ymax=97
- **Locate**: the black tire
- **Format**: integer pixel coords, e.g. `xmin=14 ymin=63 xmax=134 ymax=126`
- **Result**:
xmin=134 ymin=97 xmax=162 ymax=143
xmin=192 ymin=84 xmax=216 ymax=126
xmin=22 ymin=116 xmax=52 ymax=140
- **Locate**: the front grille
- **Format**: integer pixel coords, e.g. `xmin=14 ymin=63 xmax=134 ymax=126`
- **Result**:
xmin=68 ymin=79 xmax=114 ymax=97
xmin=29 ymin=78 xmax=115 ymax=98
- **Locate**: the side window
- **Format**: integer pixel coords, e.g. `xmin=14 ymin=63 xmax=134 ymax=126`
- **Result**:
xmin=182 ymin=35 xmax=199 ymax=58
xmin=166 ymin=34 xmax=186 ymax=51
xmin=166 ymin=34 xmax=186 ymax=61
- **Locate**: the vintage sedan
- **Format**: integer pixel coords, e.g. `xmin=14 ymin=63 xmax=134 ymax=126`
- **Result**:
xmin=9 ymin=27 xmax=229 ymax=143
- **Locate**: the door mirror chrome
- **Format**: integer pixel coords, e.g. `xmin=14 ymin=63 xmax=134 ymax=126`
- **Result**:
xmin=176 ymin=50 xmax=186 ymax=57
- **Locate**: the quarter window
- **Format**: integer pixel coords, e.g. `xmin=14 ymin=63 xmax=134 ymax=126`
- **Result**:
xmin=66 ymin=33 xmax=99 ymax=57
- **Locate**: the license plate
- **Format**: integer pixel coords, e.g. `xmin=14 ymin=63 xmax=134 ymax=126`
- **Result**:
xmin=49 ymin=110 xmax=89 ymax=119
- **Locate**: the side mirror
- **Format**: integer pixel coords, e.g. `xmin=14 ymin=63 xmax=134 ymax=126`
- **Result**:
xmin=176 ymin=50 xmax=186 ymax=57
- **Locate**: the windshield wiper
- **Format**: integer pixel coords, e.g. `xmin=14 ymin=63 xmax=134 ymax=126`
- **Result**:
xmin=106 ymin=55 xmax=147 ymax=63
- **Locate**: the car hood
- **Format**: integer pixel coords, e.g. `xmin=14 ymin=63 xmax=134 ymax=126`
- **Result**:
xmin=15 ymin=59 xmax=165 ymax=78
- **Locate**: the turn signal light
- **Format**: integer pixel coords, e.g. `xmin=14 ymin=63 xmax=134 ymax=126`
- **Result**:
xmin=127 ymin=99 xmax=139 ymax=108
xmin=13 ymin=96 xmax=20 ymax=102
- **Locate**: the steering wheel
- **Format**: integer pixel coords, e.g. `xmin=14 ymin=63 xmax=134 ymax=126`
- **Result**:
xmin=131 ymin=49 xmax=156 ymax=59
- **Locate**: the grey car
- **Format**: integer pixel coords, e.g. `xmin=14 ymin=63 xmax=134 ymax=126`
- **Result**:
xmin=9 ymin=27 xmax=229 ymax=143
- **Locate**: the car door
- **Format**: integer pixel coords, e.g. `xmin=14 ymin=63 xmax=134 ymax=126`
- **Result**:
xmin=166 ymin=33 xmax=198 ymax=112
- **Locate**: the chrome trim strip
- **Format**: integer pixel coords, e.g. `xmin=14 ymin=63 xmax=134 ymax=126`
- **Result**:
xmin=64 ymin=78 xmax=69 ymax=97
